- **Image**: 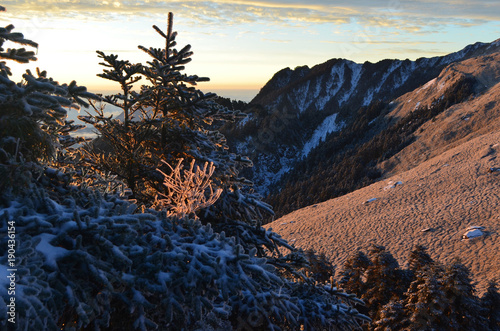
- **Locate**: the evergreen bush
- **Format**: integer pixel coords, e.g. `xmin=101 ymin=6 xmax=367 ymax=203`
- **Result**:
xmin=0 ymin=8 xmax=369 ymax=330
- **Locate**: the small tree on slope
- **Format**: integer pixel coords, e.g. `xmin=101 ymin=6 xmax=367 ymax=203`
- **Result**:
xmin=80 ymin=13 xmax=271 ymax=226
xmin=441 ymin=259 xmax=488 ymax=330
xmin=481 ymin=280 xmax=500 ymax=330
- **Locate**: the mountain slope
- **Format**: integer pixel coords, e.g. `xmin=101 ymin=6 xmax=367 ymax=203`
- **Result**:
xmin=266 ymin=129 xmax=500 ymax=294
xmin=224 ymin=39 xmax=500 ymax=204
xmin=264 ymin=45 xmax=500 ymax=294
xmin=381 ymin=50 xmax=500 ymax=174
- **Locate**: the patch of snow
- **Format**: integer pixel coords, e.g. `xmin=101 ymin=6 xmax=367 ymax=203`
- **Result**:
xmin=363 ymin=198 xmax=377 ymax=204
xmin=302 ymin=113 xmax=342 ymax=157
xmin=252 ymin=147 xmax=297 ymax=196
xmin=362 ymin=89 xmax=374 ymax=106
xmin=237 ymin=115 xmax=251 ymax=128
xmin=289 ymin=80 xmax=311 ymax=113
xmin=315 ymin=63 xmax=346 ymax=110
xmin=35 ymin=233 xmax=70 ymax=269
xmin=338 ymin=62 xmax=362 ymax=106
xmin=383 ymin=181 xmax=403 ymax=190
xmin=375 ymin=61 xmax=402 ymax=94
xmin=422 ymin=78 xmax=437 ymax=90
xmin=235 ymin=136 xmax=253 ymax=155
xmin=462 ymin=229 xmax=483 ymax=240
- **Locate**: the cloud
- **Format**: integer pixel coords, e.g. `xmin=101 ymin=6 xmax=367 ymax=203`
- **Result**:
xmin=321 ymin=40 xmax=453 ymax=45
xmin=262 ymin=38 xmax=291 ymax=43
xmin=3 ymin=0 xmax=499 ymax=33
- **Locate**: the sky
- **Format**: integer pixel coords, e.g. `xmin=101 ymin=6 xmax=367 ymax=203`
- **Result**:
xmin=2 ymin=0 xmax=500 ymax=101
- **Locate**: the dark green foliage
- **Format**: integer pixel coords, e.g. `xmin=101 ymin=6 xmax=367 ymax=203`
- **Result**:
xmin=441 ymin=259 xmax=489 ymax=330
xmin=408 ymin=245 xmax=434 ymax=273
xmin=362 ymin=245 xmax=406 ymax=319
xmin=481 ymin=281 xmax=500 ymax=330
xmin=341 ymin=245 xmax=496 ymax=331
xmin=267 ymin=75 xmax=477 ymax=220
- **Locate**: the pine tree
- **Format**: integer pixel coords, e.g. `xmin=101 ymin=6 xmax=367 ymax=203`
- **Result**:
xmin=441 ymin=259 xmax=488 ymax=330
xmin=481 ymin=280 xmax=500 ymax=331
xmin=0 ymin=7 xmax=97 ymax=192
xmin=408 ymin=245 xmax=433 ymax=274
xmin=404 ymin=265 xmax=450 ymax=331
xmin=301 ymin=249 xmax=336 ymax=283
xmin=362 ymin=245 xmax=405 ymax=319
xmin=339 ymin=250 xmax=371 ymax=296
xmin=373 ymin=298 xmax=407 ymax=331
xmin=80 ymin=13 xmax=272 ymax=225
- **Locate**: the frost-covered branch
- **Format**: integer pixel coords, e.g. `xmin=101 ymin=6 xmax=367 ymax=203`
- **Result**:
xmin=155 ymin=158 xmax=222 ymax=218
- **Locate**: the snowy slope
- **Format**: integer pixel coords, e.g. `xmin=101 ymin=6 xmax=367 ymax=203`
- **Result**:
xmin=226 ymin=39 xmax=500 ymax=196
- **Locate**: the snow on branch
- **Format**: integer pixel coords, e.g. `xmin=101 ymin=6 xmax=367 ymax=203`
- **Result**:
xmin=155 ymin=158 xmax=222 ymax=219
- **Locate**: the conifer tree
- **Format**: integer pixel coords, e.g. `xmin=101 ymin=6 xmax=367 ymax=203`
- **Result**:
xmin=362 ymin=245 xmax=405 ymax=319
xmin=0 ymin=7 xmax=97 ymax=191
xmin=404 ymin=265 xmax=450 ymax=330
xmin=339 ymin=250 xmax=371 ymax=296
xmin=408 ymin=245 xmax=433 ymax=273
xmin=441 ymin=259 xmax=488 ymax=330
xmin=373 ymin=299 xmax=407 ymax=331
xmin=481 ymin=280 xmax=500 ymax=330
xmin=81 ymin=13 xmax=272 ymax=225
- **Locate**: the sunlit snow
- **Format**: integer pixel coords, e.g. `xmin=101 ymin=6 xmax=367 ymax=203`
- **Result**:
xmin=302 ymin=113 xmax=342 ymax=157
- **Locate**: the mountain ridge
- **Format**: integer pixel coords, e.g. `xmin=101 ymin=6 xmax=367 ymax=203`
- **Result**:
xmin=260 ymin=40 xmax=500 ymax=295
xmin=222 ymin=38 xmax=500 ymax=207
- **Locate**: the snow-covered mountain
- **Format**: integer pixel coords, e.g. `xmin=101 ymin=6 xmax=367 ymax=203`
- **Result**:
xmin=223 ymin=39 xmax=500 ymax=202
xmin=264 ymin=47 xmax=500 ymax=294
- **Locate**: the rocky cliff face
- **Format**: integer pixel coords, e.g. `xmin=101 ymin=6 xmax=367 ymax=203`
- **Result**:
xmin=224 ymin=39 xmax=500 ymax=202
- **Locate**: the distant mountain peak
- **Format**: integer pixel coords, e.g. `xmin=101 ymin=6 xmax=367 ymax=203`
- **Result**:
xmin=224 ymin=38 xmax=500 ymax=200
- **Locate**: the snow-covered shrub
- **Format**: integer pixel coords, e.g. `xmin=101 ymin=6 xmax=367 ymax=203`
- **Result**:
xmin=0 ymin=8 xmax=369 ymax=330
xmin=0 ymin=7 xmax=98 ymax=200
xmin=0 ymin=176 xmax=368 ymax=330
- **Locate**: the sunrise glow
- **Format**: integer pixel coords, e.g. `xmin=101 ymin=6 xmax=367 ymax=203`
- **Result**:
xmin=2 ymin=0 xmax=499 ymax=101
